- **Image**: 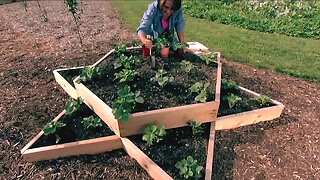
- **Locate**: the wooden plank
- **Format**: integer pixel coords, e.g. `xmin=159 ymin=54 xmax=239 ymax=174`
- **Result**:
xmin=238 ymin=86 xmax=283 ymax=105
xmin=53 ymin=68 xmax=81 ymax=99
xmin=92 ymin=47 xmax=142 ymax=67
xmin=215 ymin=61 xmax=222 ymax=102
xmin=23 ymin=135 xmax=122 ymax=162
xmin=74 ymin=82 xmax=120 ymax=135
xmin=215 ymin=105 xmax=284 ymax=130
xmin=205 ymin=122 xmax=216 ymax=180
xmin=121 ymin=137 xmax=173 ymax=180
xmin=119 ymin=101 xmax=219 ymax=137
xmin=92 ymin=49 xmax=115 ymax=67
xmin=20 ymin=110 xmax=66 ymax=154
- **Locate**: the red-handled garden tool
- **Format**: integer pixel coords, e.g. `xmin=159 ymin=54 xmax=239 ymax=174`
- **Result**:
xmin=147 ymin=35 xmax=156 ymax=68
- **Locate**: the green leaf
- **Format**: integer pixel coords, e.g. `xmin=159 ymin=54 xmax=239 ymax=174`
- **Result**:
xmin=135 ymin=96 xmax=144 ymax=104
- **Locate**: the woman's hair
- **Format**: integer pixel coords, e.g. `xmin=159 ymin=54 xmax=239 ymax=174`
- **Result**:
xmin=158 ymin=0 xmax=181 ymax=11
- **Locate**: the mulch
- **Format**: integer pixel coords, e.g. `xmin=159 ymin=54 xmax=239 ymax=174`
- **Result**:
xmin=0 ymin=1 xmax=319 ymax=179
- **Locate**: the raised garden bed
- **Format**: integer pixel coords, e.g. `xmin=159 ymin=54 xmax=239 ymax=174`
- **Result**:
xmin=73 ymin=46 xmax=222 ymax=137
xmin=23 ymin=42 xmax=284 ymax=180
xmin=20 ymin=103 xmax=122 ymax=162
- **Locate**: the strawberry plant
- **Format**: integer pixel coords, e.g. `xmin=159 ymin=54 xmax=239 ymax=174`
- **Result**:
xmin=112 ymin=85 xmax=144 ymax=122
xmin=225 ymin=94 xmax=242 ymax=108
xmin=155 ymin=36 xmax=170 ymax=49
xmin=131 ymin=41 xmax=140 ymax=47
xmin=142 ymin=124 xmax=166 ymax=146
xmin=222 ymin=79 xmax=238 ymax=91
xmin=114 ymin=69 xmax=139 ymax=83
xmin=43 ymin=121 xmax=66 ymax=144
xmin=113 ymin=54 xmax=136 ymax=70
xmin=180 ymin=60 xmax=194 ymax=73
xmin=221 ymin=79 xmax=240 ymax=96
xmin=172 ymin=42 xmax=189 ymax=51
xmin=79 ymin=66 xmax=101 ymax=82
xmin=189 ymin=82 xmax=210 ymax=102
xmin=188 ymin=120 xmax=204 ymax=136
xmin=202 ymin=54 xmax=217 ymax=65
xmin=150 ymin=69 xmax=174 ymax=87
xmin=175 ymin=156 xmax=203 ymax=179
xmin=253 ymin=95 xmax=271 ymax=107
xmin=82 ymin=115 xmax=103 ymax=129
xmin=114 ymin=44 xmax=127 ymax=56
xmin=65 ymin=98 xmax=83 ymax=115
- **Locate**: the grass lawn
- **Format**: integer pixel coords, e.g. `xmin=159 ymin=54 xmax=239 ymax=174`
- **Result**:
xmin=112 ymin=1 xmax=320 ymax=82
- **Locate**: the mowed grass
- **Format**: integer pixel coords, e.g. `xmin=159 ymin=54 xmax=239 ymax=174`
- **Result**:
xmin=112 ymin=1 xmax=320 ymax=82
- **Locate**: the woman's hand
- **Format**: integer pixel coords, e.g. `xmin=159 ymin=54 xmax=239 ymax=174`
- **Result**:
xmin=144 ymin=38 xmax=153 ymax=49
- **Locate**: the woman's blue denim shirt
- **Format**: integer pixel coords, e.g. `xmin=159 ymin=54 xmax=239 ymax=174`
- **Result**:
xmin=137 ymin=0 xmax=185 ymax=40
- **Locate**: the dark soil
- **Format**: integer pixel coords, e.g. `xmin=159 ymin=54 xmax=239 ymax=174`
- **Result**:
xmin=83 ymin=49 xmax=217 ymax=112
xmin=31 ymin=105 xmax=114 ymax=149
xmin=58 ymin=68 xmax=82 ymax=87
xmin=1 ymin=1 xmax=319 ymax=180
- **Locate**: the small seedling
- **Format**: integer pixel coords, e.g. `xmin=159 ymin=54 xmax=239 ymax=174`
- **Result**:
xmin=114 ymin=69 xmax=139 ymax=83
xmin=222 ymin=79 xmax=238 ymax=91
xmin=225 ymin=94 xmax=242 ymax=108
xmin=253 ymin=95 xmax=271 ymax=106
xmin=113 ymin=54 xmax=136 ymax=70
xmin=172 ymin=42 xmax=189 ymax=51
xmin=65 ymin=98 xmax=83 ymax=115
xmin=202 ymin=53 xmax=217 ymax=65
xmin=180 ymin=60 xmax=194 ymax=73
xmin=79 ymin=66 xmax=101 ymax=82
xmin=150 ymin=69 xmax=174 ymax=87
xmin=131 ymin=41 xmax=140 ymax=47
xmin=189 ymin=82 xmax=210 ymax=102
xmin=82 ymin=116 xmax=103 ymax=129
xmin=155 ymin=36 xmax=170 ymax=49
xmin=43 ymin=121 xmax=66 ymax=143
xmin=188 ymin=120 xmax=204 ymax=136
xmin=114 ymin=44 xmax=127 ymax=55
xmin=142 ymin=124 xmax=166 ymax=146
xmin=175 ymin=156 xmax=203 ymax=179
xmin=112 ymin=85 xmax=144 ymax=122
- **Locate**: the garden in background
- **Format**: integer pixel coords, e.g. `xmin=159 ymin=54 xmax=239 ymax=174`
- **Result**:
xmin=114 ymin=0 xmax=320 ymax=82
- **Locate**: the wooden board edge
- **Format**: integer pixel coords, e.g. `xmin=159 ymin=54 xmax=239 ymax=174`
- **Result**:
xmin=22 ymin=135 xmax=122 ymax=162
xmin=131 ymin=101 xmax=218 ymax=117
xmin=119 ymin=101 xmax=219 ymax=137
xmin=205 ymin=122 xmax=216 ymax=180
xmin=20 ymin=110 xmax=66 ymax=154
xmin=238 ymin=86 xmax=284 ymax=106
xmin=74 ymin=81 xmax=120 ymax=135
xmin=92 ymin=49 xmax=116 ymax=67
xmin=215 ymin=61 xmax=222 ymax=102
xmin=121 ymin=137 xmax=173 ymax=180
xmin=53 ymin=71 xmax=78 ymax=99
xmin=92 ymin=47 xmax=141 ymax=67
xmin=215 ymin=104 xmax=284 ymax=130
xmin=53 ymin=66 xmax=85 ymax=72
